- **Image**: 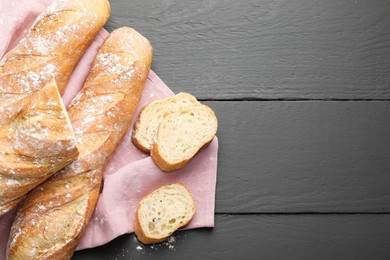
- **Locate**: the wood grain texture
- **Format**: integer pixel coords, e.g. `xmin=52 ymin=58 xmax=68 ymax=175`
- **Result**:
xmin=105 ymin=0 xmax=390 ymax=99
xmin=204 ymin=101 xmax=390 ymax=213
xmin=73 ymin=214 xmax=390 ymax=260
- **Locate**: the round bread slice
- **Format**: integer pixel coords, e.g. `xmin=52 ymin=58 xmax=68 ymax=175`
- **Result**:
xmin=151 ymin=104 xmax=218 ymax=171
xmin=132 ymin=92 xmax=200 ymax=153
xmin=134 ymin=183 xmax=195 ymax=244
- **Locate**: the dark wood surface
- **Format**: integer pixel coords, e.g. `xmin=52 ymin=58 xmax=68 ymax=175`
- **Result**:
xmin=208 ymin=101 xmax=390 ymax=213
xmin=104 ymin=0 xmax=390 ymax=100
xmin=74 ymin=0 xmax=390 ymax=259
xmin=75 ymin=215 xmax=390 ymax=260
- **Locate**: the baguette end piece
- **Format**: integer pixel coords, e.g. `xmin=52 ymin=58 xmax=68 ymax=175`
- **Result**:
xmin=134 ymin=183 xmax=195 ymax=244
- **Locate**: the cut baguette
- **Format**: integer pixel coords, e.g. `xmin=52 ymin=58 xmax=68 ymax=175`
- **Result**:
xmin=132 ymin=92 xmax=200 ymax=153
xmin=151 ymin=104 xmax=218 ymax=171
xmin=134 ymin=183 xmax=195 ymax=244
xmin=0 ymin=79 xmax=78 ymax=216
xmin=0 ymin=0 xmax=111 ymax=125
xmin=7 ymin=27 xmax=152 ymax=259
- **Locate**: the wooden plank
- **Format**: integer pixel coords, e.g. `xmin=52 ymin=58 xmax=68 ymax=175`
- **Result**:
xmin=105 ymin=0 xmax=390 ymax=99
xmin=73 ymin=214 xmax=390 ymax=260
xmin=204 ymin=101 xmax=390 ymax=213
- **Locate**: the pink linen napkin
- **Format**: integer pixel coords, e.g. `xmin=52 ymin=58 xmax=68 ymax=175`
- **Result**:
xmin=0 ymin=0 xmax=218 ymax=257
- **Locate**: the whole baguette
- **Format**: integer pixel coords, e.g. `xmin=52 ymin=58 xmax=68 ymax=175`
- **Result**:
xmin=0 ymin=79 xmax=79 ymax=216
xmin=0 ymin=0 xmax=110 ymax=124
xmin=7 ymin=27 xmax=153 ymax=260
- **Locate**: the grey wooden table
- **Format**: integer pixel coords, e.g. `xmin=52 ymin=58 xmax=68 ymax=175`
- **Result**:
xmin=73 ymin=0 xmax=390 ymax=259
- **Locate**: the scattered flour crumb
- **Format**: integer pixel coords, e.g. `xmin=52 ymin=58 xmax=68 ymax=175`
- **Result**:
xmin=166 ymin=235 xmax=176 ymax=250
xmin=6 ymin=179 xmax=19 ymax=185
xmin=136 ymin=246 xmax=143 ymax=251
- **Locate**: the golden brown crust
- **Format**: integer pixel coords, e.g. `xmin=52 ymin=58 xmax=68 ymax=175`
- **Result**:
xmin=131 ymin=101 xmax=156 ymax=153
xmin=7 ymin=27 xmax=152 ymax=259
xmin=150 ymin=142 xmax=190 ymax=171
xmin=0 ymin=79 xmax=79 ymax=216
xmin=151 ymin=140 xmax=215 ymax=172
xmin=134 ymin=207 xmax=167 ymax=244
xmin=0 ymin=0 xmax=110 ymax=215
xmin=132 ymin=138 xmax=153 ymax=154
xmin=0 ymin=0 xmax=110 ymax=125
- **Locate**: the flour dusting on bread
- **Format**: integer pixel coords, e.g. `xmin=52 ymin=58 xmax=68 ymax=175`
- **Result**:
xmin=7 ymin=26 xmax=153 ymax=259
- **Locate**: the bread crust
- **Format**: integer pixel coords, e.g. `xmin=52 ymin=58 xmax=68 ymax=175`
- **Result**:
xmin=0 ymin=79 xmax=79 ymax=217
xmin=0 ymin=0 xmax=110 ymax=216
xmin=7 ymin=27 xmax=152 ymax=259
xmin=150 ymin=140 xmax=215 ymax=172
xmin=150 ymin=142 xmax=190 ymax=171
xmin=0 ymin=0 xmax=110 ymax=125
xmin=131 ymin=101 xmax=156 ymax=153
xmin=134 ymin=183 xmax=195 ymax=244
xmin=134 ymin=211 xmax=167 ymax=244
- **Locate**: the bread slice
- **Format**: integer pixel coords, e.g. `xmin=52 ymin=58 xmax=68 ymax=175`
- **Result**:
xmin=132 ymin=92 xmax=200 ymax=153
xmin=134 ymin=183 xmax=195 ymax=244
xmin=151 ymin=104 xmax=218 ymax=171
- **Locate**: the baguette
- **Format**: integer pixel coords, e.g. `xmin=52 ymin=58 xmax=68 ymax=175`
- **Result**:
xmin=7 ymin=27 xmax=153 ymax=260
xmin=0 ymin=79 xmax=78 ymax=216
xmin=134 ymin=183 xmax=195 ymax=244
xmin=0 ymin=0 xmax=110 ymax=124
xmin=132 ymin=92 xmax=200 ymax=153
xmin=151 ymin=104 xmax=218 ymax=171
